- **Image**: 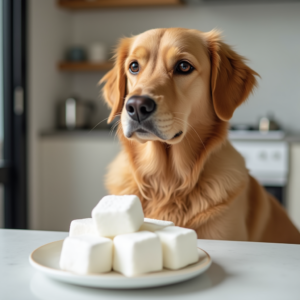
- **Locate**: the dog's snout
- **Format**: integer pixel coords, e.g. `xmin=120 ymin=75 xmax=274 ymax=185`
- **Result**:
xmin=126 ymin=96 xmax=156 ymax=122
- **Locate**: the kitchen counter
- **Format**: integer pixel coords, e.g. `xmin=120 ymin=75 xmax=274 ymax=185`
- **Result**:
xmin=229 ymin=130 xmax=300 ymax=143
xmin=40 ymin=129 xmax=300 ymax=143
xmin=284 ymin=134 xmax=300 ymax=143
xmin=1 ymin=229 xmax=300 ymax=300
xmin=39 ymin=129 xmax=116 ymax=138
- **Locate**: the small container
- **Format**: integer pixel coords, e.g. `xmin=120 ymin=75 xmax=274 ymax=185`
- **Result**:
xmin=66 ymin=47 xmax=86 ymax=62
xmin=57 ymin=97 xmax=95 ymax=130
xmin=259 ymin=115 xmax=281 ymax=132
xmin=87 ymin=43 xmax=107 ymax=62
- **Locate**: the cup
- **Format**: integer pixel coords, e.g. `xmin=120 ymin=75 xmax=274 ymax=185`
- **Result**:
xmin=87 ymin=43 xmax=107 ymax=62
xmin=66 ymin=46 xmax=86 ymax=62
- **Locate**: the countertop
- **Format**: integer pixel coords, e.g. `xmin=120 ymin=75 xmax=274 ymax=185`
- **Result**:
xmin=40 ymin=129 xmax=300 ymax=143
xmin=40 ymin=129 xmax=116 ymax=138
xmin=1 ymin=229 xmax=300 ymax=300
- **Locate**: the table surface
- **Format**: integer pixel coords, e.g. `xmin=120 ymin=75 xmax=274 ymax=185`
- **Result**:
xmin=1 ymin=229 xmax=300 ymax=300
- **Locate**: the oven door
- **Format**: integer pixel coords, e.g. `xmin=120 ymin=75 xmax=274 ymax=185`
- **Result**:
xmin=263 ymin=186 xmax=285 ymax=206
xmin=231 ymin=140 xmax=289 ymax=208
xmin=250 ymin=173 xmax=287 ymax=207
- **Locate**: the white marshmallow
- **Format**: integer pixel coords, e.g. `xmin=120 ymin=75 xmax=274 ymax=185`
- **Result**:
xmin=92 ymin=195 xmax=144 ymax=237
xmin=113 ymin=231 xmax=162 ymax=277
xmin=69 ymin=218 xmax=97 ymax=237
xmin=139 ymin=218 xmax=174 ymax=232
xmin=59 ymin=235 xmax=112 ymax=274
xmin=155 ymin=226 xmax=198 ymax=270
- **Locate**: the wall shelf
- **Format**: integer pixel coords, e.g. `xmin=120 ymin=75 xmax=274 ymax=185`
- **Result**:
xmin=58 ymin=61 xmax=113 ymax=72
xmin=58 ymin=0 xmax=183 ymax=9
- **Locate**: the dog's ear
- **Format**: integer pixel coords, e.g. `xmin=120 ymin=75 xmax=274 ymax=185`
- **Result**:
xmin=204 ymin=30 xmax=259 ymax=121
xmin=100 ymin=38 xmax=132 ymax=123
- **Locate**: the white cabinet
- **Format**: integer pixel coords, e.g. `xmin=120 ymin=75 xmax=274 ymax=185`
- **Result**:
xmin=38 ymin=136 xmax=300 ymax=232
xmin=287 ymin=143 xmax=300 ymax=230
xmin=39 ymin=135 xmax=120 ymax=231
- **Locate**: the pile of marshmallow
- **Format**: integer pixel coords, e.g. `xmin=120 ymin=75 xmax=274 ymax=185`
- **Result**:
xmin=59 ymin=195 xmax=198 ymax=277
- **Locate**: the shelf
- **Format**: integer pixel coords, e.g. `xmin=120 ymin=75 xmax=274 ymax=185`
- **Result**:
xmin=58 ymin=61 xmax=113 ymax=72
xmin=58 ymin=0 xmax=183 ymax=9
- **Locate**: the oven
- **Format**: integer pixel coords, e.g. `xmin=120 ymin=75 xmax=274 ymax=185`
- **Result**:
xmin=230 ymin=139 xmax=288 ymax=206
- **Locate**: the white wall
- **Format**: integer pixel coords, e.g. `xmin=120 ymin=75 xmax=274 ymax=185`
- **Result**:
xmin=70 ymin=2 xmax=300 ymax=132
xmin=28 ymin=0 xmax=72 ymax=229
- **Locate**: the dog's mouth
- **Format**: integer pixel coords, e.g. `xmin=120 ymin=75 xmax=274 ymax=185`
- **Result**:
xmin=131 ymin=127 xmax=183 ymax=142
xmin=125 ymin=119 xmax=165 ymax=140
xmin=172 ymin=131 xmax=183 ymax=139
xmin=133 ymin=127 xmax=157 ymax=138
xmin=136 ymin=128 xmax=149 ymax=134
xmin=124 ymin=119 xmax=183 ymax=142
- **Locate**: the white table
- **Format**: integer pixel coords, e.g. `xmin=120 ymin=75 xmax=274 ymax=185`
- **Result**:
xmin=1 ymin=229 xmax=299 ymax=300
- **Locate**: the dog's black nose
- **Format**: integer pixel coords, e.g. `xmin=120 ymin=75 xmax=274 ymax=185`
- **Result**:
xmin=126 ymin=95 xmax=156 ymax=122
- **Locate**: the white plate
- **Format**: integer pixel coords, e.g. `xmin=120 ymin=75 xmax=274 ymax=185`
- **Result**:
xmin=29 ymin=240 xmax=211 ymax=289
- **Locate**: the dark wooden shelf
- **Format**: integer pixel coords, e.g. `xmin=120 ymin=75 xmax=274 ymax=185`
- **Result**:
xmin=58 ymin=0 xmax=183 ymax=9
xmin=58 ymin=61 xmax=113 ymax=72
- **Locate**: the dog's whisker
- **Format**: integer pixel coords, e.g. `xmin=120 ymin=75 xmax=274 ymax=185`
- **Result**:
xmin=175 ymin=124 xmax=193 ymax=154
xmin=109 ymin=123 xmax=118 ymax=136
xmin=109 ymin=123 xmax=117 ymax=135
xmin=113 ymin=124 xmax=121 ymax=143
xmin=112 ymin=125 xmax=120 ymax=138
xmin=110 ymin=120 xmax=121 ymax=137
xmin=173 ymin=119 xmax=194 ymax=153
xmin=173 ymin=117 xmax=207 ymax=152
xmin=89 ymin=117 xmax=109 ymax=132
xmin=90 ymin=113 xmax=122 ymax=132
xmin=114 ymin=123 xmax=119 ymax=133
xmin=112 ymin=120 xmax=121 ymax=131
xmin=114 ymin=124 xmax=122 ymax=142
xmin=184 ymin=122 xmax=207 ymax=152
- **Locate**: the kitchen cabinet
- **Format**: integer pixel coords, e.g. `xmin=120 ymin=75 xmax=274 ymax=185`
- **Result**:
xmin=287 ymin=143 xmax=300 ymax=230
xmin=39 ymin=134 xmax=300 ymax=232
xmin=39 ymin=134 xmax=120 ymax=231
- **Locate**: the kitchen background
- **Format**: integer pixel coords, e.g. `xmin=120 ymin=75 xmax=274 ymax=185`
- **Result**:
xmin=1 ymin=0 xmax=300 ymax=232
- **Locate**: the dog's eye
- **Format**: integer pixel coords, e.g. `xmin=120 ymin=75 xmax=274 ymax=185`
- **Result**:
xmin=175 ymin=61 xmax=194 ymax=75
xmin=129 ymin=62 xmax=139 ymax=74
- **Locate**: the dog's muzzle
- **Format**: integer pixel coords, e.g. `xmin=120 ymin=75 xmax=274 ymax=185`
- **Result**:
xmin=126 ymin=95 xmax=156 ymax=122
xmin=124 ymin=95 xmax=162 ymax=138
xmin=124 ymin=95 xmax=182 ymax=141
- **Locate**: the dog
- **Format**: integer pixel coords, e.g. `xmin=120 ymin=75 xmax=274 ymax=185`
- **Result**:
xmin=100 ymin=28 xmax=300 ymax=243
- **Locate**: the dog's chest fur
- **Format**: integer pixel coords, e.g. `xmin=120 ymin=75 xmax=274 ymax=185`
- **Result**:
xmin=106 ymin=138 xmax=248 ymax=234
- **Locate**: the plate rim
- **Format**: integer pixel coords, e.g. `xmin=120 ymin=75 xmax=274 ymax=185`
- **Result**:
xmin=29 ymin=239 xmax=212 ymax=287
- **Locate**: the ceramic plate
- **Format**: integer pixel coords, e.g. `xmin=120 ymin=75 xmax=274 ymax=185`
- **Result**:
xmin=29 ymin=240 xmax=211 ymax=289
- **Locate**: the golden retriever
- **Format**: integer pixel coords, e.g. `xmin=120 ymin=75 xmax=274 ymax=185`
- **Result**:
xmin=100 ymin=28 xmax=300 ymax=243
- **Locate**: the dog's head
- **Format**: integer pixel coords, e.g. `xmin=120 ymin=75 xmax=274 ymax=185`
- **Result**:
xmin=101 ymin=28 xmax=258 ymax=144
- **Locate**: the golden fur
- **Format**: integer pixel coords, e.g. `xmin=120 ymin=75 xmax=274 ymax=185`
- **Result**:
xmin=101 ymin=28 xmax=300 ymax=243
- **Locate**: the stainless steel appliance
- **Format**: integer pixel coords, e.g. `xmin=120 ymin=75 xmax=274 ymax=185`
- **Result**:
xmin=57 ymin=97 xmax=95 ymax=130
xmin=230 ymin=136 xmax=288 ymax=206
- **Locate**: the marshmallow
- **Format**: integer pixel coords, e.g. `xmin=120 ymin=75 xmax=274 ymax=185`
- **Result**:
xmin=59 ymin=235 xmax=112 ymax=274
xmin=69 ymin=218 xmax=97 ymax=237
xmin=155 ymin=226 xmax=198 ymax=270
xmin=113 ymin=231 xmax=163 ymax=277
xmin=139 ymin=218 xmax=174 ymax=232
xmin=92 ymin=195 xmax=144 ymax=237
